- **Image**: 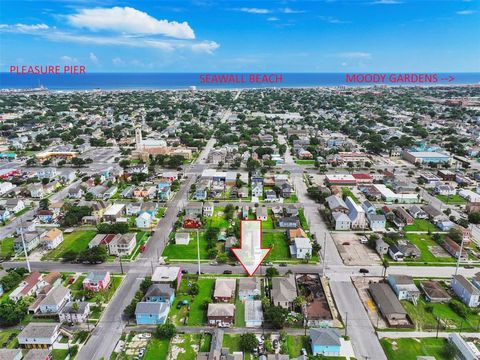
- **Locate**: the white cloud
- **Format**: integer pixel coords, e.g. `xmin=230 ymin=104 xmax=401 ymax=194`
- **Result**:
xmin=335 ymin=52 xmax=372 ymax=59
xmin=0 ymin=23 xmax=50 ymax=32
xmin=267 ymin=17 xmax=279 ymax=21
xmin=456 ymin=10 xmax=476 ymax=15
xmin=281 ymin=8 xmax=305 ymax=14
xmin=60 ymin=55 xmax=77 ymax=62
xmin=67 ymin=6 xmax=195 ymax=39
xmin=112 ymin=57 xmax=124 ymax=65
xmin=0 ymin=23 xmax=218 ymax=54
xmin=318 ymin=16 xmax=350 ymax=24
xmin=89 ymin=52 xmax=98 ymax=63
xmin=238 ymin=7 xmax=270 ymax=14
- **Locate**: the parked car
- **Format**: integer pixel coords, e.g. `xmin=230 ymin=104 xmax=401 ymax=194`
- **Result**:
xmin=223 ymin=270 xmax=232 ymax=274
xmin=359 ymin=268 xmax=369 ymax=274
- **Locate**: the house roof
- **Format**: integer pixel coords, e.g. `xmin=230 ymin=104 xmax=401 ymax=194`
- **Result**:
xmin=420 ymin=281 xmax=451 ymax=300
xmin=152 ymin=266 xmax=180 ymax=282
xmin=41 ymin=228 xmax=62 ymax=241
xmin=453 ymin=275 xmax=480 ymax=295
xmin=271 ymin=275 xmax=297 ymax=303
xmin=135 ymin=301 xmax=169 ymax=315
xmin=23 ymin=349 xmax=52 ymax=360
xmin=207 ymin=303 xmax=235 ymax=317
xmin=145 ymin=284 xmax=174 ymax=299
xmin=40 ymin=285 xmax=70 ymax=306
xmin=239 ymin=277 xmax=260 ymax=293
xmin=369 ymin=283 xmax=407 ymax=316
xmin=310 ymin=328 xmax=341 ymax=347
xmin=85 ymin=271 xmax=109 ymax=282
xmin=61 ymin=301 xmax=89 ymax=315
xmin=214 ymin=279 xmax=236 ymax=298
xmin=0 ymin=349 xmax=22 ymax=360
xmin=244 ymin=300 xmax=263 ymax=322
xmin=42 ymin=272 xmax=61 ymax=285
xmin=18 ymin=323 xmax=60 ymax=339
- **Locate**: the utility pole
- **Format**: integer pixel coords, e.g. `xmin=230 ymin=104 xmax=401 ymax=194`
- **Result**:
xmin=435 ymin=316 xmax=440 ymax=338
xmin=197 ymin=230 xmax=201 ymax=275
xmin=322 ymin=232 xmax=327 ymax=275
xmin=119 ymin=256 xmax=124 ymax=275
xmin=345 ymin=312 xmax=348 ymax=337
xmin=20 ymin=221 xmax=31 ymax=273
xmin=454 ymin=236 xmax=465 ymax=276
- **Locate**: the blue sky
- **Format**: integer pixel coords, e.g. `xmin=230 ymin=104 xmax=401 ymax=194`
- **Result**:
xmin=1 ymin=0 xmax=479 ymax=72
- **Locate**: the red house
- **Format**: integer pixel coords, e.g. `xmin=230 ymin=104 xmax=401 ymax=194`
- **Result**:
xmin=183 ymin=217 xmax=202 ymax=229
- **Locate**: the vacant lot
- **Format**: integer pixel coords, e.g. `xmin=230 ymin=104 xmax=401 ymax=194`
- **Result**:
xmin=262 ymin=232 xmax=290 ymax=261
xmin=42 ymin=230 xmax=97 ymax=260
xmin=162 ymin=231 xmax=209 ymax=260
xmin=404 ymin=234 xmax=454 ymax=264
xmin=436 ymin=194 xmax=467 ymax=205
xmin=381 ymin=337 xmax=450 ymax=360
xmin=404 ymin=219 xmax=437 ymax=232
xmin=169 ymin=277 xmax=215 ymax=326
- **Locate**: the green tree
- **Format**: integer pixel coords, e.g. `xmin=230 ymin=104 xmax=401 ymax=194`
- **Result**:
xmin=239 ymin=333 xmax=259 ymax=352
xmin=264 ymin=305 xmax=288 ymax=329
xmin=265 ymin=267 xmax=279 ymax=278
xmin=189 ymin=282 xmax=200 ymax=296
xmin=155 ymin=323 xmax=176 ymax=339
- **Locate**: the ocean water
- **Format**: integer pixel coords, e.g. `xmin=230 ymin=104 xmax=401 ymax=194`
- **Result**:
xmin=0 ymin=72 xmax=479 ymax=90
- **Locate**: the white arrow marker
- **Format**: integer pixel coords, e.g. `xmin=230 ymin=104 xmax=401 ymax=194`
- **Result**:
xmin=231 ymin=220 xmax=271 ymax=276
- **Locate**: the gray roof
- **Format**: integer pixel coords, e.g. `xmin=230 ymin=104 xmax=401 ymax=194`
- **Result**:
xmin=207 ymin=303 xmax=235 ymax=317
xmin=40 ymin=285 xmax=70 ymax=306
xmin=453 ymin=275 xmax=480 ymax=295
xmin=135 ymin=301 xmax=169 ymax=315
xmin=326 ymin=195 xmax=348 ymax=211
xmin=244 ymin=300 xmax=263 ymax=323
xmin=239 ymin=277 xmax=261 ymax=292
xmin=309 ymin=328 xmax=341 ymax=346
xmin=145 ymin=284 xmax=174 ymax=299
xmin=271 ymin=275 xmax=297 ymax=303
xmin=61 ymin=301 xmax=89 ymax=314
xmin=369 ymin=283 xmax=407 ymax=316
xmin=24 ymin=349 xmax=52 ymax=360
xmin=0 ymin=349 xmax=22 ymax=360
xmin=18 ymin=323 xmax=60 ymax=339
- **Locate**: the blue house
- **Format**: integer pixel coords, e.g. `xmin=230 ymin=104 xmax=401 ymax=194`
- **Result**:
xmin=158 ymin=184 xmax=171 ymax=201
xmin=310 ymin=328 xmax=341 ymax=356
xmin=135 ymin=302 xmax=169 ymax=325
xmin=144 ymin=284 xmax=175 ymax=304
xmin=195 ymin=187 xmax=207 ymax=200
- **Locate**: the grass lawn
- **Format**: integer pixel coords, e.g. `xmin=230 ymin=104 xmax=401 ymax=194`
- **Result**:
xmin=103 ymin=276 xmax=124 ymax=302
xmin=156 ymin=208 xmax=166 ymax=219
xmin=295 ymin=160 xmax=315 ymax=165
xmin=286 ymin=335 xmax=310 ymax=357
xmin=381 ymin=337 xmax=450 ymax=360
xmin=0 ymin=237 xmax=14 ymax=258
xmin=169 ymin=277 xmax=215 ymax=326
xmin=437 ymin=194 xmax=467 ymax=205
xmin=42 ymin=230 xmax=97 ymax=260
xmin=402 ymin=297 xmax=480 ymax=332
xmin=70 ymin=275 xmax=86 ymax=291
xmin=171 ymin=333 xmax=210 ymax=360
xmin=284 ymin=194 xmax=299 ymax=203
xmin=0 ymin=329 xmax=19 ymax=348
xmin=144 ymin=338 xmax=169 ymax=360
xmin=52 ymin=349 xmax=70 ymax=360
xmin=262 ymin=232 xmax=290 ymax=261
xmin=404 ymin=234 xmax=454 ymax=263
xmin=404 ymin=219 xmax=437 ymax=232
xmin=206 ymin=207 xmax=231 ymax=229
xmin=261 ymin=211 xmax=275 ymax=230
xmin=223 ymin=334 xmax=252 ymax=360
xmin=341 ymin=187 xmax=359 ymax=203
xmin=298 ymin=209 xmax=309 ymax=230
xmin=235 ymin=299 xmax=246 ymax=327
xmin=162 ymin=231 xmax=209 ymax=260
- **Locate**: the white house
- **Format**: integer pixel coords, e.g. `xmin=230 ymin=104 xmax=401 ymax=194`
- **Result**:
xmin=175 ymin=233 xmax=190 ymax=245
xmin=289 ymin=238 xmax=313 ymax=259
xmin=345 ymin=196 xmax=367 ymax=229
xmin=332 ymin=212 xmax=351 ymax=230
xmin=203 ymin=202 xmax=214 ymax=217
xmin=136 ymin=212 xmax=152 ymax=229
xmin=0 ymin=182 xmax=14 ymax=195
xmin=40 ymin=228 xmax=64 ymax=250
xmin=451 ymin=275 xmax=480 ymax=308
xmin=367 ymin=213 xmax=386 ymax=232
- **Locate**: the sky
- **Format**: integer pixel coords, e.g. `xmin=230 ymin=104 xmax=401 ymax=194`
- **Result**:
xmin=0 ymin=0 xmax=479 ymax=72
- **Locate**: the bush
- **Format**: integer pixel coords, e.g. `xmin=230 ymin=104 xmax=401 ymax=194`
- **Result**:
xmin=155 ymin=323 xmax=176 ymax=339
xmin=239 ymin=333 xmax=259 ymax=353
xmin=449 ymin=300 xmax=468 ymax=318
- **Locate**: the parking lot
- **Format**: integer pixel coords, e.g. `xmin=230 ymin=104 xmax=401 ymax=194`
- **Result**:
xmin=332 ymin=233 xmax=382 ymax=266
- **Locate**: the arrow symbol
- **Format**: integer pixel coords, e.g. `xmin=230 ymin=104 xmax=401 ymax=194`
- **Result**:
xmin=231 ymin=220 xmax=271 ymax=276
xmin=440 ymin=75 xmax=455 ymax=82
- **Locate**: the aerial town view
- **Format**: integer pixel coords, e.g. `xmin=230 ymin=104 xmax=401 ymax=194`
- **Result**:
xmin=0 ymin=1 xmax=479 ymax=360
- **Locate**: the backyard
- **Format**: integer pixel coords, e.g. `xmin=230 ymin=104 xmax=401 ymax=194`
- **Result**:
xmin=42 ymin=230 xmax=97 ymax=260
xmin=223 ymin=334 xmax=252 ymax=360
xmin=436 ymin=194 xmax=467 ymax=205
xmin=162 ymin=231 xmax=209 ymax=260
xmin=381 ymin=337 xmax=452 ymax=360
xmin=144 ymin=338 xmax=169 ymax=360
xmin=0 ymin=237 xmax=14 ymax=258
xmin=402 ymin=297 xmax=480 ymax=332
xmin=404 ymin=219 xmax=438 ymax=232
xmin=262 ymin=232 xmax=290 ymax=261
xmin=169 ymin=277 xmax=215 ymax=326
xmin=403 ymin=234 xmax=454 ymax=264
xmin=286 ymin=335 xmax=310 ymax=357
